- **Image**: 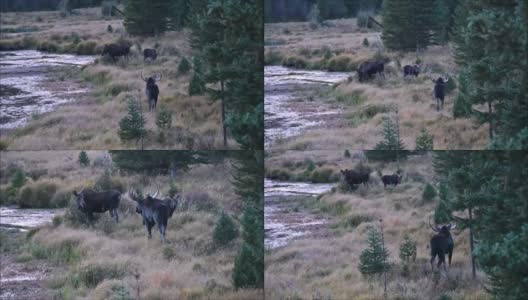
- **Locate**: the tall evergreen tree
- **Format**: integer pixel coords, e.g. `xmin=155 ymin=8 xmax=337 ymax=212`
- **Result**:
xmin=231 ymin=150 xmax=264 ymax=289
xmin=366 ymin=115 xmax=409 ymax=162
xmin=190 ymin=0 xmax=263 ymax=149
xmin=358 ymin=225 xmax=390 ymax=278
xmin=124 ymin=0 xmax=172 ymax=35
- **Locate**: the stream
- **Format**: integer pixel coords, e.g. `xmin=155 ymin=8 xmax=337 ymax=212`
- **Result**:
xmin=265 ymin=179 xmax=334 ymax=249
xmin=264 ymin=66 xmax=350 ymax=148
xmin=0 ymin=207 xmax=62 ymax=299
xmin=0 ymin=50 xmax=95 ymax=130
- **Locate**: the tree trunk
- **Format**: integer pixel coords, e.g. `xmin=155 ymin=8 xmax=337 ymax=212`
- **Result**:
xmin=488 ymin=101 xmax=493 ymax=140
xmin=469 ymin=207 xmax=476 ymax=279
xmin=221 ymin=80 xmax=227 ymax=147
xmin=380 ymin=220 xmax=388 ymax=298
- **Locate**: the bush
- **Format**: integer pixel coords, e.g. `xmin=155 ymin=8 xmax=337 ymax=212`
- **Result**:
xmin=415 ymin=128 xmax=434 ymax=151
xmin=118 ymin=97 xmax=146 ymax=146
xmin=78 ymin=151 xmax=90 ymax=167
xmin=363 ymin=38 xmax=369 ymax=47
xmin=264 ymin=51 xmax=284 ymax=65
xmin=75 ymin=262 xmax=128 ymax=288
xmin=213 ymin=212 xmax=238 ymax=246
xmin=327 ymin=55 xmax=352 ymax=72
xmin=310 ymin=168 xmax=334 ymax=183
xmin=18 ymin=181 xmax=59 ymax=208
xmin=282 ymin=55 xmax=308 ymax=69
xmin=232 ymin=243 xmax=259 ymax=288
xmin=422 ymin=183 xmax=437 ymax=202
xmin=344 ymin=150 xmax=351 ymax=158
xmin=75 ymin=41 xmax=97 ymax=55
xmin=11 ymin=169 xmax=27 ymax=188
xmin=156 ymin=105 xmax=172 ymax=131
xmin=64 ymin=201 xmax=95 ymax=227
xmin=168 ymin=181 xmax=178 ymax=197
xmin=399 ymin=234 xmax=417 ymax=264
xmin=177 ymin=57 xmax=191 ymax=74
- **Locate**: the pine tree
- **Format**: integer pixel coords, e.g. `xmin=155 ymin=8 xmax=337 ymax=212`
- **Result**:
xmin=231 ymin=150 xmax=263 ymax=289
xmin=78 ymin=150 xmax=90 ymax=167
xmin=399 ymin=233 xmax=417 ymax=264
xmin=156 ymin=104 xmax=172 ymax=131
xmin=124 ymin=0 xmax=172 ymax=36
xmin=118 ymin=97 xmax=146 ymax=149
xmin=344 ymin=150 xmax=351 ymax=158
xmin=177 ymin=57 xmax=191 ymax=75
xmin=382 ymin=0 xmax=435 ymax=50
xmin=422 ymin=183 xmax=436 ymax=202
xmin=109 ymin=151 xmax=205 ymax=175
xmin=213 ymin=211 xmax=238 ymax=246
xmin=431 ymin=0 xmax=450 ymax=45
xmin=366 ymin=116 xmax=408 ymax=162
xmin=358 ymin=225 xmax=390 ymax=278
xmin=190 ymin=0 xmax=263 ymax=149
xmin=415 ymin=127 xmax=434 ymax=151
xmin=189 ymin=56 xmax=206 ymax=96
xmin=94 ymin=169 xmax=112 ymax=192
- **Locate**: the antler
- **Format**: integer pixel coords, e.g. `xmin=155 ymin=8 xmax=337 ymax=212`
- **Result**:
xmin=155 ymin=74 xmax=162 ymax=81
xmin=429 ymin=217 xmax=440 ymax=232
xmin=448 ymin=223 xmax=457 ymax=230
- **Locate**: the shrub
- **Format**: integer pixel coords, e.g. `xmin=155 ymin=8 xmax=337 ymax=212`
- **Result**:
xmin=213 ymin=212 xmax=238 ymax=246
xmin=399 ymin=233 xmax=417 ymax=264
xmin=75 ymin=41 xmax=97 ymax=55
xmin=78 ymin=151 xmax=90 ymax=167
xmin=323 ymin=48 xmax=333 ymax=60
xmin=156 ymin=105 xmax=172 ymax=131
xmin=163 ymin=246 xmax=175 ymax=260
xmin=310 ymin=168 xmax=334 ymax=183
xmin=18 ymin=181 xmax=59 ymax=208
xmin=118 ymin=97 xmax=146 ymax=146
xmin=178 ymin=57 xmax=191 ymax=74
xmin=11 ymin=169 xmax=27 ymax=188
xmin=415 ymin=128 xmax=434 ymax=151
xmin=363 ymin=38 xmax=369 ymax=47
xmin=264 ymin=51 xmax=283 ymax=65
xmin=75 ymin=262 xmax=128 ymax=288
xmin=344 ymin=150 xmax=351 ymax=158
xmin=64 ymin=201 xmax=94 ymax=227
xmin=327 ymin=55 xmax=351 ymax=72
xmin=358 ymin=225 xmax=390 ymax=278
xmin=422 ymin=183 xmax=437 ymax=202
xmin=282 ymin=56 xmax=308 ymax=69
xmin=94 ymin=169 xmax=112 ymax=192
xmin=232 ymin=243 xmax=259 ymax=288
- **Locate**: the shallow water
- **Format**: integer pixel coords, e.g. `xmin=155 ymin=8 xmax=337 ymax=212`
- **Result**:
xmin=264 ymin=66 xmax=350 ymax=148
xmin=265 ymin=179 xmax=334 ymax=249
xmin=0 ymin=50 xmax=95 ymax=129
xmin=0 ymin=206 xmax=61 ymax=231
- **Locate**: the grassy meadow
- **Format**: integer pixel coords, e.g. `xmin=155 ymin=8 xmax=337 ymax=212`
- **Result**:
xmin=265 ymin=151 xmax=489 ymax=299
xmin=0 ymin=151 xmax=262 ymax=300
xmin=265 ymin=19 xmax=489 ymax=150
xmin=0 ymin=8 xmax=233 ymax=150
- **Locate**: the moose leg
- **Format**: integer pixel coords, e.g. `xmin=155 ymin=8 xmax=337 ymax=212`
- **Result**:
xmin=158 ymin=224 xmax=166 ymax=243
xmin=146 ymin=222 xmax=154 ymax=239
xmin=437 ymin=252 xmax=445 ymax=269
xmin=448 ymin=250 xmax=453 ymax=266
xmin=113 ymin=209 xmax=119 ymax=223
xmin=430 ymin=254 xmax=436 ymax=271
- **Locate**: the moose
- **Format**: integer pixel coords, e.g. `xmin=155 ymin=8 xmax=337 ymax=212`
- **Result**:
xmin=143 ymin=48 xmax=157 ymax=61
xmin=101 ymin=42 xmax=131 ymax=62
xmin=380 ymin=171 xmax=402 ymax=187
xmin=72 ymin=189 xmax=121 ymax=222
xmin=433 ymin=76 xmax=449 ymax=111
xmin=141 ymin=72 xmax=161 ymax=112
xmin=341 ymin=169 xmax=370 ymax=189
xmin=429 ymin=218 xmax=456 ymax=270
xmin=129 ymin=191 xmax=179 ymax=243
xmin=403 ymin=64 xmax=420 ymax=77
xmin=357 ymin=60 xmax=385 ymax=82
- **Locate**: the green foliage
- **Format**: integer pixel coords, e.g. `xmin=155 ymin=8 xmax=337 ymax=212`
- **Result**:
xmin=453 ymin=71 xmax=472 ymax=118
xmin=168 ymin=180 xmax=178 ymax=197
xmin=231 ymin=151 xmax=263 ymax=289
xmin=124 ymin=0 xmax=173 ymax=35
xmin=18 ymin=181 xmax=58 ymax=208
xmin=110 ymin=151 xmax=205 ymax=175
xmin=307 ymin=3 xmax=322 ymax=27
xmin=75 ymin=262 xmax=127 ymax=288
xmin=78 ymin=151 xmax=90 ymax=167
xmin=93 ymin=169 xmax=112 ymax=192
xmin=358 ymin=225 xmax=390 ymax=278
xmin=382 ymin=0 xmax=435 ymax=50
xmin=156 ymin=104 xmax=172 ymax=131
xmin=367 ymin=116 xmax=408 ymax=161
xmin=189 ymin=56 xmax=206 ymax=96
xmin=422 ymin=183 xmax=437 ymax=202
xmin=11 ymin=169 xmax=27 ymax=189
xmin=118 ymin=97 xmax=145 ymax=146
xmin=177 ymin=57 xmax=191 ymax=74
xmin=190 ymin=0 xmax=263 ymax=149
xmin=344 ymin=150 xmax=351 ymax=158
xmin=213 ymin=211 xmax=238 ymax=246
xmin=399 ymin=234 xmax=417 ymax=264
xmin=415 ymin=127 xmax=434 ymax=151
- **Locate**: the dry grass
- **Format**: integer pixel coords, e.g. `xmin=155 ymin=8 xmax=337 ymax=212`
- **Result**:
xmin=0 ymin=151 xmax=261 ymax=299
xmin=1 ymin=8 xmax=236 ymax=150
xmin=265 ymin=19 xmax=489 ymax=150
xmin=265 ymin=152 xmax=489 ymax=299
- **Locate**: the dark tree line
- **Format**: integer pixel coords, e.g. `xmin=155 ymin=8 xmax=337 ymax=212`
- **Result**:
xmin=434 ymin=151 xmax=528 ymax=298
xmin=265 ymin=0 xmax=383 ymax=22
xmin=0 ymin=0 xmax=105 ymax=11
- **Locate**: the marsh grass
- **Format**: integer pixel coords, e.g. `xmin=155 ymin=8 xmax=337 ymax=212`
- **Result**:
xmin=1 ymin=8 xmax=234 ymax=150
xmin=0 ymin=151 xmax=260 ymax=299
xmin=265 ymin=152 xmax=489 ymax=299
xmin=265 ymin=19 xmax=489 ymax=150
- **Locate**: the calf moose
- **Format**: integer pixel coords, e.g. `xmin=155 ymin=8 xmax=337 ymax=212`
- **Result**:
xmin=130 ymin=191 xmax=179 ymax=243
xmin=403 ymin=64 xmax=420 ymax=77
xmin=72 ymin=189 xmax=121 ymax=222
xmin=340 ymin=169 xmax=370 ymax=189
xmin=143 ymin=48 xmax=157 ymax=61
xmin=429 ymin=218 xmax=456 ymax=270
xmin=380 ymin=171 xmax=402 ymax=187
xmin=141 ymin=72 xmax=161 ymax=112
